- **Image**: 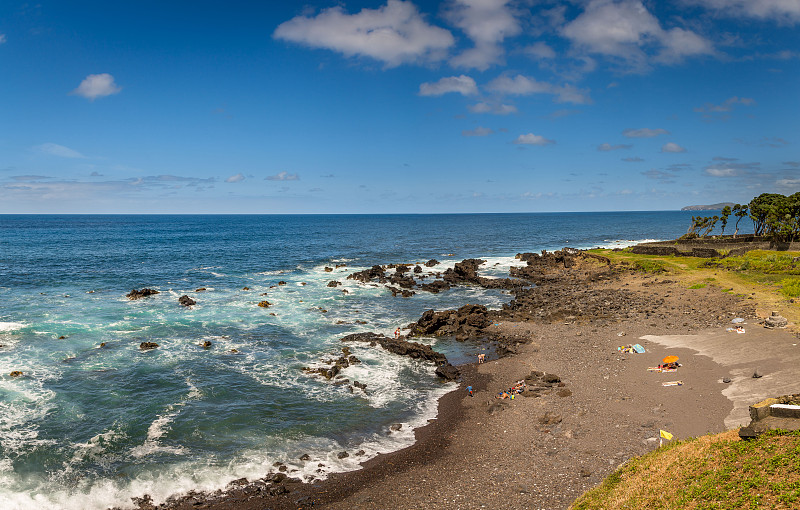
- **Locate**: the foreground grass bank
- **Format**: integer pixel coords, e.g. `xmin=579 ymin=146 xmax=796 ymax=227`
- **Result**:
xmin=570 ymin=430 xmax=800 ymax=510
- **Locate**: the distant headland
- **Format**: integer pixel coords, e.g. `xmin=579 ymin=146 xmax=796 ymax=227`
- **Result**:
xmin=681 ymin=202 xmax=736 ymax=211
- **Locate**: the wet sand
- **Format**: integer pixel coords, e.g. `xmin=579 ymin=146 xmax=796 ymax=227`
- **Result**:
xmin=157 ymin=269 xmax=800 ymax=510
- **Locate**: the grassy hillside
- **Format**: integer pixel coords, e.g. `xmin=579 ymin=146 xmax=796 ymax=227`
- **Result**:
xmin=570 ymin=430 xmax=800 ymax=510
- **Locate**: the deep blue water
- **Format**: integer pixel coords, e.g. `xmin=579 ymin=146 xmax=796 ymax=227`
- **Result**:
xmin=0 ymin=212 xmax=700 ymax=509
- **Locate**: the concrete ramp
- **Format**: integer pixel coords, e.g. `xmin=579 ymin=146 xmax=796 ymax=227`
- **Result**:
xmin=641 ymin=326 xmax=800 ymax=429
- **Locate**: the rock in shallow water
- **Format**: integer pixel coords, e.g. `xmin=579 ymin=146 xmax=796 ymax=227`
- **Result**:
xmin=178 ymin=295 xmax=196 ymax=307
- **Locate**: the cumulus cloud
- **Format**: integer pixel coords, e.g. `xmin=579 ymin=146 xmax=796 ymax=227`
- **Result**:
xmin=225 ymin=173 xmax=245 ymax=183
xmin=661 ymin=142 xmax=687 ymax=153
xmin=265 ymin=171 xmax=299 ymax=181
xmin=418 ymin=75 xmax=478 ymax=96
xmin=70 ymin=73 xmax=122 ymax=100
xmin=598 ymin=143 xmax=632 ymax=151
xmin=462 ymin=126 xmax=494 ymax=137
xmin=684 ymin=0 xmax=800 ymax=24
xmin=467 ymin=102 xmax=517 ymax=115
xmin=273 ymin=0 xmax=454 ymax=67
xmin=487 ymin=74 xmax=591 ymax=104
xmin=622 ymin=128 xmax=669 ymax=138
xmin=444 ymin=0 xmax=521 ymax=70
xmin=36 ymin=143 xmax=87 ymax=158
xmin=513 ymin=133 xmax=555 ymax=146
xmin=561 ymin=0 xmax=713 ymax=69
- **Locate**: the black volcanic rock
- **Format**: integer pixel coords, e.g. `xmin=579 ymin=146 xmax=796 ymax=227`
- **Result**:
xmin=409 ymin=304 xmax=490 ymax=340
xmin=347 ymin=265 xmax=386 ymax=284
xmin=127 ymin=288 xmax=159 ymax=300
xmin=442 ymin=258 xmax=485 ymax=284
xmin=179 ymin=295 xmax=196 ymax=307
xmin=340 ymin=332 xmax=455 ymax=379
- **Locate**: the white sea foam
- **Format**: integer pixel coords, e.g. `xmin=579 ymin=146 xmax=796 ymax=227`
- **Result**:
xmin=0 ymin=321 xmax=27 ymax=333
xmin=130 ymin=378 xmax=201 ymax=459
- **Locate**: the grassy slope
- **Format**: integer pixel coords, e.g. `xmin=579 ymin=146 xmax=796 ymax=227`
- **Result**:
xmin=570 ymin=249 xmax=800 ymax=509
xmin=570 ymin=430 xmax=800 ymax=510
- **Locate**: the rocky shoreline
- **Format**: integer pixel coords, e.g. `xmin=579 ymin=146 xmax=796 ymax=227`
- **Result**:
xmin=126 ymin=248 xmax=782 ymax=510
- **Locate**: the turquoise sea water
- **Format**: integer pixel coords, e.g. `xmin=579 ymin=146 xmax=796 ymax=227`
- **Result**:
xmin=0 ymin=212 xmax=699 ymax=509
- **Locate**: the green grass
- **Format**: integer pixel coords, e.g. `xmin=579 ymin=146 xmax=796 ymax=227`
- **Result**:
xmin=688 ymin=283 xmax=706 ymax=289
xmin=706 ymin=250 xmax=800 ymax=275
xmin=781 ymin=277 xmax=800 ymax=299
xmin=632 ymin=259 xmax=666 ymax=273
xmin=571 ymin=430 xmax=800 ymax=510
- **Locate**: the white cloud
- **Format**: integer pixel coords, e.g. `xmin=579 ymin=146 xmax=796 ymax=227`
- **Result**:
xmin=704 ymin=160 xmax=760 ymax=177
xmin=706 ymin=166 xmax=737 ymax=177
xmin=225 ymin=173 xmax=245 ymax=183
xmin=0 ymin=34 xmax=6 ymax=44
xmin=462 ymin=126 xmax=494 ymax=137
xmin=444 ymin=0 xmax=521 ymax=70
xmin=623 ymin=156 xmax=644 ymax=162
xmin=70 ymin=73 xmax=122 ymax=100
xmin=598 ymin=143 xmax=632 ymax=151
xmin=488 ymin=74 xmax=552 ymax=95
xmin=685 ymin=0 xmax=800 ymax=23
xmin=622 ymin=127 xmax=669 ymax=138
xmin=777 ymin=178 xmax=800 ymax=187
xmin=36 ymin=143 xmax=87 ymax=158
xmin=694 ymin=96 xmax=755 ymax=116
xmin=265 ymin=171 xmax=299 ymax=181
xmin=513 ymin=133 xmax=555 ymax=146
xmin=656 ymin=27 xmax=715 ymax=63
xmin=561 ymin=0 xmax=713 ymax=69
xmin=487 ymin=74 xmax=591 ymax=104
xmin=467 ymin=102 xmax=517 ymax=114
xmin=419 ymin=75 xmax=478 ymax=96
xmin=661 ymin=142 xmax=687 ymax=153
xmin=273 ymin=0 xmax=454 ymax=67
xmin=525 ymin=41 xmax=556 ymax=60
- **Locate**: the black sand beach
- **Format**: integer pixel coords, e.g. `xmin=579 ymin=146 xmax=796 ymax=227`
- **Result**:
xmin=146 ymin=251 xmax=800 ymax=510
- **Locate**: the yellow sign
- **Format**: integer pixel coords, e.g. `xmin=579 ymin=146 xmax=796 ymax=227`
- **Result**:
xmin=660 ymin=429 xmax=673 ymax=440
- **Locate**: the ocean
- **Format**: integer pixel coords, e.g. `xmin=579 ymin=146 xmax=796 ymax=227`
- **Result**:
xmin=0 ymin=212 xmax=698 ymax=509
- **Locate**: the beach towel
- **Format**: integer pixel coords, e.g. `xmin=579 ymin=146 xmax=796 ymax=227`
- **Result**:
xmin=662 ymin=381 xmax=683 ymax=387
xmin=632 ymin=344 xmax=645 ymax=353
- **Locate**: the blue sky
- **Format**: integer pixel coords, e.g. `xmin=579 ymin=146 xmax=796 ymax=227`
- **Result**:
xmin=1 ymin=0 xmax=798 ymax=213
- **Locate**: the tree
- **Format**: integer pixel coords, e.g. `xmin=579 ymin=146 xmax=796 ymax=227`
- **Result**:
xmin=733 ymin=204 xmax=748 ymax=238
xmin=682 ymin=215 xmax=718 ymax=239
xmin=749 ymin=193 xmax=784 ymax=235
xmin=702 ymin=215 xmax=719 ymax=237
xmin=767 ymin=192 xmax=800 ymax=242
xmin=720 ymin=205 xmax=731 ymax=235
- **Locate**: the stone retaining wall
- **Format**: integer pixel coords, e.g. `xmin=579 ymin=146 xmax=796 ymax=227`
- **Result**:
xmin=630 ymin=237 xmax=800 ymax=258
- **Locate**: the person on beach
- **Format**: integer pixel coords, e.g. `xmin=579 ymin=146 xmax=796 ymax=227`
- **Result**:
xmin=394 ymin=328 xmax=400 ymax=339
xmin=478 ymin=353 xmax=485 ymax=364
xmin=467 ymin=385 xmax=473 ymax=397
